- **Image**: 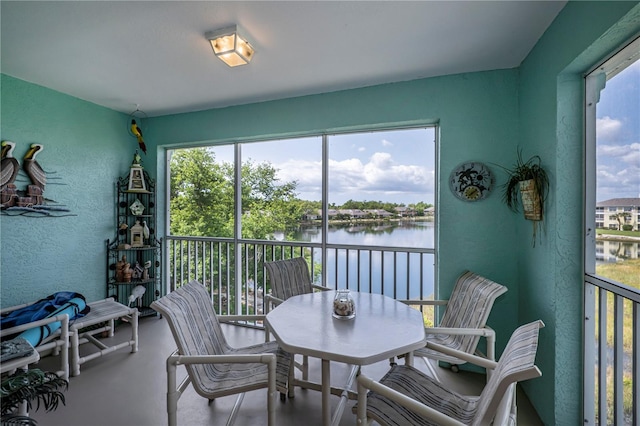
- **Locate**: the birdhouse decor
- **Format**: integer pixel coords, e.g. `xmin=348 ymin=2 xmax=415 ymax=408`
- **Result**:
xmin=130 ymin=220 xmax=145 ymax=247
xmin=129 ymin=198 xmax=145 ymax=216
xmin=128 ymin=165 xmax=147 ymax=192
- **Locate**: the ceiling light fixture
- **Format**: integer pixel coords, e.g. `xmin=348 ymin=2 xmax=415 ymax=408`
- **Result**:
xmin=205 ymin=25 xmax=255 ymax=67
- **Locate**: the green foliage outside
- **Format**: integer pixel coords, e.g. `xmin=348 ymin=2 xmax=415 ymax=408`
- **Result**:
xmin=170 ymin=148 xmax=302 ymax=239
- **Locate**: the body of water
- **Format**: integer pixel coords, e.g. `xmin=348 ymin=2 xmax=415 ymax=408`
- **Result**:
xmin=292 ymin=220 xmax=435 ymax=299
xmin=290 ymin=223 xmax=638 ymax=297
xmin=596 ymin=239 xmax=640 ymax=263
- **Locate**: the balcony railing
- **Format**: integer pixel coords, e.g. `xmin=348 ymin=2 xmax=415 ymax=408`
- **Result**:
xmin=165 ymin=236 xmax=436 ymax=324
xmin=585 ymin=274 xmax=640 ymax=425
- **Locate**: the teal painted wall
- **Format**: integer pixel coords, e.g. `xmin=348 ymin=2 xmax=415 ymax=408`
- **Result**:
xmin=0 ymin=74 xmax=154 ymax=306
xmin=149 ymin=69 xmax=522 ymax=357
xmin=518 ymin=2 xmax=639 ymax=424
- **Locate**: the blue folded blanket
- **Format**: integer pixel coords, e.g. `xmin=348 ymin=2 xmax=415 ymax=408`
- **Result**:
xmin=1 ymin=291 xmax=90 ymax=346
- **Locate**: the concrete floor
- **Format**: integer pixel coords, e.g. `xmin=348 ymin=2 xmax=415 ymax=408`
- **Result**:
xmin=31 ymin=315 xmax=543 ymax=426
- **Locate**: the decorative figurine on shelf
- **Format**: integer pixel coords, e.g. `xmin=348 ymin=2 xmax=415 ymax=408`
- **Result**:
xmin=132 ymin=149 xmax=143 ymax=166
xmin=127 ymin=150 xmax=147 ymax=192
xmin=128 ymin=285 xmax=146 ymax=308
xmin=143 ymin=260 xmax=151 ymax=280
xmin=142 ymin=220 xmax=150 ymax=241
xmin=116 ymin=255 xmax=126 ymax=282
xmin=132 ymin=262 xmax=144 ymax=280
xmin=129 ymin=198 xmax=145 ymax=216
xmin=130 ymin=220 xmax=144 ymax=247
xmin=123 ymin=262 xmax=133 ymax=283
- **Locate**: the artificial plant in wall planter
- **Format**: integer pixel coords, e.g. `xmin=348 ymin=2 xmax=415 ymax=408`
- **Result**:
xmin=498 ymin=149 xmax=549 ymax=246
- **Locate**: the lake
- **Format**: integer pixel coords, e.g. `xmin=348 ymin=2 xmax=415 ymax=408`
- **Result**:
xmin=291 ymin=222 xmax=639 ymax=297
xmin=292 ymin=220 xmax=436 ymax=299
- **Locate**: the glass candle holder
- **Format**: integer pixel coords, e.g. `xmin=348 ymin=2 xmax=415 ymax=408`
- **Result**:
xmin=332 ymin=289 xmax=356 ymax=320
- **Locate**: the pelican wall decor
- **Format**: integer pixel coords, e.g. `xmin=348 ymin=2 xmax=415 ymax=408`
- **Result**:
xmin=1 ymin=141 xmax=20 ymax=207
xmin=21 ymin=143 xmax=46 ymax=205
xmin=1 ymin=142 xmax=75 ymax=217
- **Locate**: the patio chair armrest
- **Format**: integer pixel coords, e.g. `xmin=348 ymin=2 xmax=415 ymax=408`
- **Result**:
xmin=356 ymin=373 xmax=466 ymax=426
xmin=424 ymin=326 xmax=496 ymax=338
xmin=425 ymin=341 xmax=498 ymax=370
xmin=311 ymin=284 xmax=331 ymax=292
xmin=264 ymin=294 xmax=285 ymax=306
xmin=219 ymin=314 xmax=266 ymax=323
xmin=168 ymin=351 xmax=277 ymax=367
xmin=398 ymin=299 xmax=449 ymax=307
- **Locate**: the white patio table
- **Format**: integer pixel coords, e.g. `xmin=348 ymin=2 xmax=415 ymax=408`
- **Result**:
xmin=266 ymin=290 xmax=425 ymax=426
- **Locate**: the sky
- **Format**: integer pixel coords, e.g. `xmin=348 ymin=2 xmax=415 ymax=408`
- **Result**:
xmin=596 ymin=57 xmax=640 ymax=202
xmin=212 ymin=127 xmax=436 ymax=205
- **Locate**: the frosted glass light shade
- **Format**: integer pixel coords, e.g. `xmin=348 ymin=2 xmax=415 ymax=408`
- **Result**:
xmin=206 ymin=25 xmax=255 ymax=67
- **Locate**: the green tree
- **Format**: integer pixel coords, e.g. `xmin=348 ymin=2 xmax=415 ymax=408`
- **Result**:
xmin=613 ymin=212 xmax=631 ymax=231
xmin=240 ymin=159 xmax=300 ymax=239
xmin=170 ymin=148 xmax=234 ymax=237
xmin=170 ymin=149 xmax=301 ymax=241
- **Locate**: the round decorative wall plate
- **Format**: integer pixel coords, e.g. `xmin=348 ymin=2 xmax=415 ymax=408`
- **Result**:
xmin=449 ymin=161 xmax=494 ymax=201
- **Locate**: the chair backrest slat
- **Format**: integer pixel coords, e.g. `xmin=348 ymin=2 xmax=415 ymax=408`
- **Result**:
xmin=265 ymin=257 xmax=313 ymax=300
xmin=438 ymin=271 xmax=508 ymax=353
xmin=473 ymin=320 xmax=544 ymax=425
xmin=151 ymin=281 xmax=231 ymax=381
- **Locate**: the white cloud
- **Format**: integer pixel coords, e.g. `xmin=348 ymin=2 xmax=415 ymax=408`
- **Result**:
xmin=596 ymin=116 xmax=622 ymax=141
xmin=598 ymin=142 xmax=640 ymax=165
xmin=381 ymin=139 xmax=393 ymax=147
xmin=596 ymin=142 xmax=640 ymax=199
xmin=358 ymin=146 xmax=366 ymax=152
xmin=274 ymin=151 xmax=433 ymax=203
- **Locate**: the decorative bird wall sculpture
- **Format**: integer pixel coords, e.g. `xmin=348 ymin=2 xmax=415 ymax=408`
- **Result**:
xmin=130 ymin=120 xmax=147 ymax=154
xmin=23 ymin=143 xmax=46 ymax=190
xmin=1 ymin=141 xmax=19 ymax=190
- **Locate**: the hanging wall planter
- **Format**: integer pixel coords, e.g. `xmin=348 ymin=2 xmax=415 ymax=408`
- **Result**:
xmin=519 ymin=179 xmax=542 ymax=221
xmin=497 ymin=149 xmax=549 ymax=246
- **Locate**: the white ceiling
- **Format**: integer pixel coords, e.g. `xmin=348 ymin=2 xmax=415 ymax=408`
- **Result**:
xmin=1 ymin=1 xmax=566 ymax=117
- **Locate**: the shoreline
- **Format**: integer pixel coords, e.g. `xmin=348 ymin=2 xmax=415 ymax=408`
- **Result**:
xmin=597 ymin=234 xmax=640 ymax=243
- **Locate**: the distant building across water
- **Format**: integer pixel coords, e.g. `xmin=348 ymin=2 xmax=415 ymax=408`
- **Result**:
xmin=596 ymin=198 xmax=640 ymax=231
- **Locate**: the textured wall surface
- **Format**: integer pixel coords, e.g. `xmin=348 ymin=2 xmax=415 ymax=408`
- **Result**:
xmin=0 ymin=75 xmax=145 ymax=306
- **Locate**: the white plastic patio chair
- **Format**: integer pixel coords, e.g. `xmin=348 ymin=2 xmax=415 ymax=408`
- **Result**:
xmin=356 ymin=320 xmax=544 ymax=426
xmin=150 ymin=280 xmax=291 ymax=426
xmin=401 ymin=270 xmax=508 ymax=371
xmin=264 ymin=256 xmax=330 ymax=392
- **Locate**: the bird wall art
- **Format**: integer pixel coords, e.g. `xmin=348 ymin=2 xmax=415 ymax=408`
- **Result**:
xmin=0 ymin=141 xmax=73 ymax=217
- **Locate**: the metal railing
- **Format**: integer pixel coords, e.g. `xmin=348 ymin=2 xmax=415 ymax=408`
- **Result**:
xmin=165 ymin=236 xmax=436 ymax=322
xmin=584 ymin=274 xmax=640 ymax=425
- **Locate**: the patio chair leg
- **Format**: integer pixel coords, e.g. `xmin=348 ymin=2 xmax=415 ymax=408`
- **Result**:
xmin=167 ymin=360 xmax=179 ymax=426
xmin=302 ymin=355 xmax=309 ymax=380
xmin=226 ymin=393 xmax=245 ymax=426
xmin=288 ymin=357 xmax=296 ymax=398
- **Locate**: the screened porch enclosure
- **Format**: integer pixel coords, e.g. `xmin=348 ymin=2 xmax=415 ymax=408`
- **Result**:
xmin=167 ymin=127 xmax=437 ymax=321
